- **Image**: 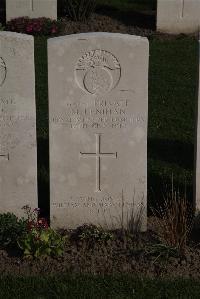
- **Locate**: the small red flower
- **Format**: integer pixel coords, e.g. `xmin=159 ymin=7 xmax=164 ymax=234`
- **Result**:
xmin=27 ymin=220 xmax=35 ymax=231
xmin=37 ymin=218 xmax=49 ymax=229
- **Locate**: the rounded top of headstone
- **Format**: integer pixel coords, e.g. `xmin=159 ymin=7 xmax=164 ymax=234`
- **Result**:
xmin=48 ymin=32 xmax=148 ymax=45
xmin=0 ymin=31 xmax=34 ymax=41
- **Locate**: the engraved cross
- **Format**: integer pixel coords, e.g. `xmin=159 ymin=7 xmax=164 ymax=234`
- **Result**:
xmin=30 ymin=0 xmax=34 ymax=11
xmin=0 ymin=153 xmax=9 ymax=161
xmin=181 ymin=0 xmax=185 ymax=18
xmin=80 ymin=134 xmax=117 ymax=192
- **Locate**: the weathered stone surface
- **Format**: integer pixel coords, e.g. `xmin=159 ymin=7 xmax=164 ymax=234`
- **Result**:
xmin=0 ymin=31 xmax=37 ymax=216
xmin=196 ymin=39 xmax=200 ymax=213
xmin=49 ymin=33 xmax=148 ymax=230
xmin=6 ymin=0 xmax=57 ymax=21
xmin=157 ymin=0 xmax=200 ymax=34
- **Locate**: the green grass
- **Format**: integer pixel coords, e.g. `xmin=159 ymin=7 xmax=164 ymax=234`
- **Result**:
xmin=1 ymin=274 xmax=200 ymax=298
xmin=148 ymin=37 xmax=198 ymax=203
xmin=34 ymin=36 xmax=198 ymax=209
xmin=95 ymin=0 xmax=156 ymax=30
xmin=96 ymin=0 xmax=156 ymax=12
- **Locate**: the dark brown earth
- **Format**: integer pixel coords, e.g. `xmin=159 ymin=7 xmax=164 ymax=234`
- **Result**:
xmin=1 ymin=217 xmax=200 ymax=278
xmin=60 ymin=13 xmax=155 ymax=38
xmin=59 ymin=13 xmax=197 ymax=40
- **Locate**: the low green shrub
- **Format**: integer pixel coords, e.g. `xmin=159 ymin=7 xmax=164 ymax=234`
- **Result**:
xmin=72 ymin=223 xmax=113 ymax=243
xmin=17 ymin=206 xmax=66 ymax=258
xmin=65 ymin=0 xmax=97 ymax=21
xmin=145 ymin=243 xmax=180 ymax=263
xmin=18 ymin=227 xmax=66 ymax=258
xmin=0 ymin=23 xmax=5 ymax=31
xmin=0 ymin=213 xmax=26 ymax=248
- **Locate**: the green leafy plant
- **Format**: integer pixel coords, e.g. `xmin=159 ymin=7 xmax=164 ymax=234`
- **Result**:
xmin=0 ymin=23 xmax=5 ymax=31
xmin=0 ymin=213 xmax=26 ymax=248
xmin=18 ymin=206 xmax=66 ymax=258
xmin=72 ymin=223 xmax=113 ymax=243
xmin=145 ymin=243 xmax=179 ymax=263
xmin=65 ymin=0 xmax=97 ymax=21
xmin=18 ymin=227 xmax=66 ymax=258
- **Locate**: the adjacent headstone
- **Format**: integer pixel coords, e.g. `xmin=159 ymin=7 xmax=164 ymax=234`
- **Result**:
xmin=0 ymin=31 xmax=37 ymax=217
xmin=6 ymin=0 xmax=57 ymax=21
xmin=49 ymin=33 xmax=148 ymax=230
xmin=157 ymin=0 xmax=200 ymax=34
xmin=195 ymin=38 xmax=200 ymax=212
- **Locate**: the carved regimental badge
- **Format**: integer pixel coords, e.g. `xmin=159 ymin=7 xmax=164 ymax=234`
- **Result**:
xmin=75 ymin=50 xmax=121 ymax=95
xmin=0 ymin=58 xmax=6 ymax=87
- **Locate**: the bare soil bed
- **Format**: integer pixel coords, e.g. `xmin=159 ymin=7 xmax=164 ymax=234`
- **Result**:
xmin=59 ymin=13 xmax=195 ymax=40
xmin=61 ymin=13 xmax=154 ymax=38
xmin=0 ymin=217 xmax=200 ymax=278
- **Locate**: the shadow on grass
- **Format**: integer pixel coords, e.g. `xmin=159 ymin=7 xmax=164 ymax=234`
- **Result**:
xmin=0 ymin=0 xmax=6 ymax=24
xmin=96 ymin=4 xmax=156 ymax=30
xmin=37 ymin=137 xmax=50 ymax=221
xmin=148 ymin=138 xmax=194 ymax=171
xmin=1 ymin=274 xmax=200 ymax=298
xmin=148 ymin=137 xmax=194 ymax=214
xmin=148 ymin=171 xmax=193 ymax=216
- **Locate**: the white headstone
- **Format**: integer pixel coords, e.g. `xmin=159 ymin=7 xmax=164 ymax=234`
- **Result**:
xmin=196 ymin=38 xmax=200 ymax=212
xmin=0 ymin=31 xmax=37 ymax=217
xmin=157 ymin=0 xmax=200 ymax=34
xmin=6 ymin=0 xmax=57 ymax=21
xmin=49 ymin=33 xmax=148 ymax=231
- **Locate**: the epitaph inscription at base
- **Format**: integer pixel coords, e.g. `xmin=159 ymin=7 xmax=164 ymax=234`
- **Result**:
xmin=49 ymin=33 xmax=148 ymax=230
xmin=0 ymin=31 xmax=37 ymax=217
